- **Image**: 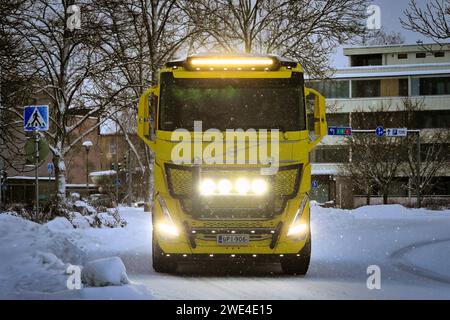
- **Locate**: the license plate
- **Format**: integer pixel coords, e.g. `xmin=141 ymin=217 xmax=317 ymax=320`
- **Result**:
xmin=217 ymin=234 xmax=249 ymax=245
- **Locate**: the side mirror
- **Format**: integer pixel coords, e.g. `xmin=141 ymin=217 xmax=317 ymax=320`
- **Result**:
xmin=305 ymin=87 xmax=327 ymax=150
xmin=149 ymin=93 xmax=158 ymax=141
xmin=137 ymin=85 xmax=159 ymax=148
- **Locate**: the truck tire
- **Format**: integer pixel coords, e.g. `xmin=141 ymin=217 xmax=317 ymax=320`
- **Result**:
xmin=280 ymin=235 xmax=311 ymax=275
xmin=152 ymin=232 xmax=178 ymax=273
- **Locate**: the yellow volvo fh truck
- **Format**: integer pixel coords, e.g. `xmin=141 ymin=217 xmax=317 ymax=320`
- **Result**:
xmin=137 ymin=55 xmax=327 ymax=274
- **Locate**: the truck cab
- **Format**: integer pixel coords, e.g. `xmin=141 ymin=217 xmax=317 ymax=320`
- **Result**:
xmin=137 ymin=55 xmax=327 ymax=274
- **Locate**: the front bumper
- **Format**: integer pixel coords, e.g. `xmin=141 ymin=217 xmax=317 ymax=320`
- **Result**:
xmin=154 ymin=192 xmax=311 ymax=255
xmin=155 ymin=252 xmax=305 ymax=262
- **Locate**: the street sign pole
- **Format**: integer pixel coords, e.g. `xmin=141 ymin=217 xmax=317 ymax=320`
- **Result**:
xmin=407 ymin=129 xmax=421 ymax=208
xmin=0 ymin=159 xmax=3 ymax=209
xmin=34 ymin=131 xmax=40 ymax=215
xmin=417 ymin=133 xmax=421 ymax=208
xmin=127 ymin=149 xmax=133 ymax=207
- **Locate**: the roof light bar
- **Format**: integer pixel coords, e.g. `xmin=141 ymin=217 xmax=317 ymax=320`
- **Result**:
xmin=190 ymin=57 xmax=275 ymax=67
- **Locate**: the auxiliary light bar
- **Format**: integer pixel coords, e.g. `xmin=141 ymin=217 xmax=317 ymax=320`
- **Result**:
xmin=189 ymin=57 xmax=275 ymax=67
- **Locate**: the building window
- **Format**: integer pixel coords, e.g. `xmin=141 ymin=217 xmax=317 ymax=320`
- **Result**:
xmin=399 ymin=78 xmax=409 ymax=96
xmin=414 ymin=110 xmax=450 ymax=128
xmin=398 ymin=53 xmax=408 ymax=59
xmin=312 ymin=146 xmax=350 ymax=163
xmin=109 ymin=141 xmax=117 ymax=154
xmin=350 ymin=54 xmax=382 ymax=67
xmin=326 ymin=113 xmax=350 ymax=127
xmin=380 ymin=78 xmax=409 ymax=97
xmin=307 ymin=80 xmax=350 ymax=99
xmin=434 ymin=51 xmax=445 ymax=58
xmin=416 ymin=52 xmax=426 ymax=58
xmin=352 ymin=79 xmax=381 ymax=98
xmin=416 ymin=77 xmax=450 ymax=95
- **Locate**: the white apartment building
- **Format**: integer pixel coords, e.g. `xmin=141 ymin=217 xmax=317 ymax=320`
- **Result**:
xmin=308 ymin=43 xmax=450 ymax=208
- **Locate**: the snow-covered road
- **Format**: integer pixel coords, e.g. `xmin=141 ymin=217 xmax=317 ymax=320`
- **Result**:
xmin=1 ymin=204 xmax=450 ymax=299
xmin=123 ymin=205 xmax=450 ymax=299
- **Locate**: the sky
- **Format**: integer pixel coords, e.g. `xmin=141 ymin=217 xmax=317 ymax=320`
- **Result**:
xmin=331 ymin=0 xmax=429 ymax=68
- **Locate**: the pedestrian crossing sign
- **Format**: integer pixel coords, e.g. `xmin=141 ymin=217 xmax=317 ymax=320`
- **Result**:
xmin=24 ymin=105 xmax=49 ymax=132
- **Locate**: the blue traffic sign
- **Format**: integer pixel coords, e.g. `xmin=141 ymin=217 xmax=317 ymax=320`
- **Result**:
xmin=24 ymin=105 xmax=49 ymax=132
xmin=47 ymin=163 xmax=54 ymax=173
xmin=375 ymin=126 xmax=385 ymax=137
xmin=115 ymin=179 xmax=121 ymax=186
xmin=312 ymin=180 xmax=319 ymax=189
xmin=328 ymin=126 xmax=352 ymax=136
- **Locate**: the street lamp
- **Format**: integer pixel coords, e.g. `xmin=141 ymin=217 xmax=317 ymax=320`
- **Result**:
xmin=82 ymin=140 xmax=93 ymax=196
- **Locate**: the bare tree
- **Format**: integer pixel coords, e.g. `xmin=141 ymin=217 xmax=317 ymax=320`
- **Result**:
xmin=93 ymin=0 xmax=198 ymax=208
xmin=348 ymin=102 xmax=406 ymax=204
xmin=400 ymin=99 xmax=450 ymax=206
xmin=365 ymin=27 xmax=405 ymax=46
xmin=185 ymin=0 xmax=368 ymax=77
xmin=401 ymin=0 xmax=450 ymax=42
xmin=0 ymin=0 xmax=33 ymax=171
xmin=5 ymin=0 xmax=119 ymax=203
xmin=349 ymin=98 xmax=450 ymax=206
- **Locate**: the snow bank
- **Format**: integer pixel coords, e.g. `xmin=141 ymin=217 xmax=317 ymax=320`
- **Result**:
xmin=82 ymin=257 xmax=129 ymax=287
xmin=0 ymin=208 xmax=153 ymax=299
xmin=45 ymin=217 xmax=74 ymax=232
xmin=0 ymin=214 xmax=85 ymax=297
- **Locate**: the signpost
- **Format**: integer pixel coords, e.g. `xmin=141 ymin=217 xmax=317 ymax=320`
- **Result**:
xmin=348 ymin=126 xmax=422 ymax=208
xmin=24 ymin=105 xmax=49 ymax=132
xmin=312 ymin=180 xmax=319 ymax=189
xmin=47 ymin=162 xmax=54 ymax=174
xmin=386 ymin=128 xmax=407 ymax=137
xmin=47 ymin=162 xmax=54 ymax=185
xmin=328 ymin=126 xmax=352 ymax=136
xmin=0 ymin=159 xmax=4 ymax=209
xmin=23 ymin=105 xmax=49 ymax=215
xmin=375 ymin=126 xmax=385 ymax=137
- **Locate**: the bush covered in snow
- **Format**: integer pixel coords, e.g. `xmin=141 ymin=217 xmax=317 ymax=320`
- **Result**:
xmin=4 ymin=196 xmax=127 ymax=229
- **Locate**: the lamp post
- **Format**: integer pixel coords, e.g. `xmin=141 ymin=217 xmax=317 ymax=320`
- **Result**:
xmin=82 ymin=140 xmax=93 ymax=196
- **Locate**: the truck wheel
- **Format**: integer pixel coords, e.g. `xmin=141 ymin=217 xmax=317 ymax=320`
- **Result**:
xmin=152 ymin=233 xmax=178 ymax=273
xmin=280 ymin=236 xmax=311 ymax=275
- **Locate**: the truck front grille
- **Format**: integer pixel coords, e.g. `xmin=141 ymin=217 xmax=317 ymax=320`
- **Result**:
xmin=165 ymin=163 xmax=302 ymax=219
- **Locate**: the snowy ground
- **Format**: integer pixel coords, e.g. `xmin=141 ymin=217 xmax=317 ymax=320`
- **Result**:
xmin=0 ymin=204 xmax=450 ymax=299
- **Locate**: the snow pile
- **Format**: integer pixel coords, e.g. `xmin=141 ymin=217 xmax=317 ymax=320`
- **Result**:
xmin=0 ymin=214 xmax=85 ymax=297
xmin=45 ymin=216 xmax=74 ymax=232
xmin=0 ymin=207 xmax=154 ymax=299
xmin=82 ymin=257 xmax=129 ymax=287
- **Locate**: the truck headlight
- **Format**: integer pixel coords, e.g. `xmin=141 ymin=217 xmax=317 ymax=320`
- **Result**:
xmin=156 ymin=194 xmax=179 ymax=237
xmin=199 ymin=179 xmax=216 ymax=195
xmin=156 ymin=222 xmax=179 ymax=237
xmin=217 ymin=179 xmax=232 ymax=194
xmin=287 ymin=223 xmax=308 ymax=237
xmin=251 ymin=179 xmax=267 ymax=195
xmin=235 ymin=178 xmax=250 ymax=194
xmin=287 ymin=196 xmax=309 ymax=239
xmin=198 ymin=177 xmax=270 ymax=195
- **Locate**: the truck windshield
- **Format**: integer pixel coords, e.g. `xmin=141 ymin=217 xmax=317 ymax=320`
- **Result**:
xmin=159 ymin=72 xmax=306 ymax=131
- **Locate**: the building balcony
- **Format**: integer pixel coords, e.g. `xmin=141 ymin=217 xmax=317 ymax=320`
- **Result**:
xmin=326 ymin=95 xmax=450 ymax=113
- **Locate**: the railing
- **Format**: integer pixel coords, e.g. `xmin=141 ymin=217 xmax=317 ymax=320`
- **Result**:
xmin=327 ymin=95 xmax=450 ymax=113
